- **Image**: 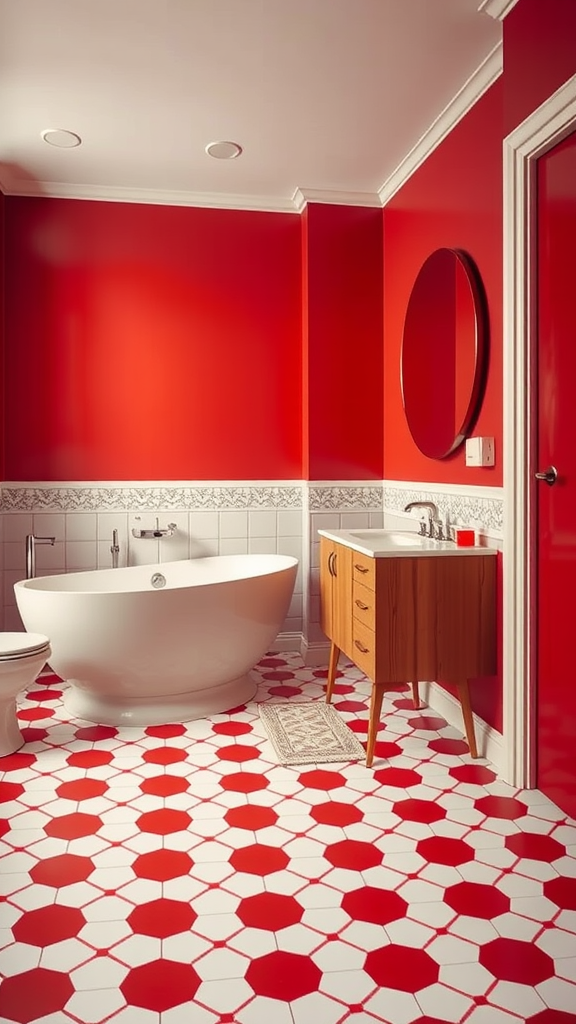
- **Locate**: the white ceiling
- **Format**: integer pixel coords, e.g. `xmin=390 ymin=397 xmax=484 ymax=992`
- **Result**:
xmin=0 ymin=0 xmax=503 ymax=212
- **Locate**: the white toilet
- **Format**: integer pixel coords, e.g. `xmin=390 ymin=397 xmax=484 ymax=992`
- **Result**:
xmin=0 ymin=632 xmax=52 ymax=756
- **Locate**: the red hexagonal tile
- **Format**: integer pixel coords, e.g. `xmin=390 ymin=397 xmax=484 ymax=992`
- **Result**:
xmin=365 ymin=944 xmax=439 ymax=991
xmin=13 ymin=905 xmax=86 ymax=946
xmin=26 ymin=688 xmax=62 ymax=703
xmin=229 ymin=844 xmax=289 ymax=876
xmin=142 ymin=747 xmax=188 ymax=765
xmin=220 ymin=772 xmax=269 ymax=793
xmin=224 ymin=805 xmax=279 ymax=831
xmin=137 ymin=809 xmax=192 ymax=835
xmin=334 ymin=700 xmax=368 ymax=713
xmin=449 ymin=764 xmax=497 ymax=785
xmin=20 ymin=727 xmax=48 ymax=743
xmin=416 ymin=836 xmax=474 ymax=866
xmin=479 ymin=937 xmax=555 ymax=984
xmin=133 ymin=849 xmax=194 ymax=882
xmin=66 ymin=750 xmax=114 ymax=768
xmin=324 ymin=840 xmax=383 ymax=871
xmin=216 ymin=745 xmax=261 ymax=763
xmin=475 ymin=795 xmax=528 ymax=820
xmin=410 ymin=715 xmax=447 ymax=731
xmin=299 ymin=770 xmax=346 ymax=791
xmin=543 ymin=876 xmax=576 ymax=911
xmin=44 ymin=812 xmax=103 ymax=840
xmin=139 ymin=775 xmax=190 ymax=797
xmin=145 ymin=724 xmax=186 ymax=738
xmin=246 ymin=951 xmax=322 ymax=1000
xmin=127 ymin=899 xmax=197 ymax=938
xmin=121 ymin=959 xmax=200 ymax=1011
xmin=505 ymin=832 xmax=565 ymax=862
xmin=372 ymin=741 xmax=404 ymax=760
xmin=342 ymin=886 xmax=408 ymax=925
xmin=347 ymin=719 xmax=369 ymax=734
xmin=373 ymin=767 xmax=422 ymax=788
xmin=311 ymin=802 xmax=364 ymax=827
xmin=0 ymin=968 xmax=74 ymax=1023
xmin=237 ymin=892 xmax=303 ymax=930
xmin=30 ymin=854 xmax=95 ymax=888
xmin=410 ymin=1018 xmax=458 ymax=1024
xmin=0 ymin=752 xmax=36 ymax=772
xmin=212 ymin=721 xmax=253 ymax=736
xmin=56 ymin=778 xmax=109 ymax=801
xmin=526 ymin=1013 xmax=576 ymax=1023
xmin=444 ymin=881 xmax=510 ymax=919
xmin=18 ymin=707 xmax=55 ymax=721
xmin=0 ymin=781 xmax=25 ymax=803
xmin=392 ymin=798 xmax=446 ymax=824
xmin=428 ymin=738 xmax=469 ymax=755
xmin=0 ymin=819 xmax=10 ymax=839
xmin=75 ymin=725 xmax=117 ymax=741
xmin=262 ymin=671 xmax=295 ymax=682
xmin=268 ymin=685 xmax=303 ymax=697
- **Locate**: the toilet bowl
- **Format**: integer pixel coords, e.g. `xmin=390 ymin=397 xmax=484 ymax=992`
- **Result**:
xmin=0 ymin=633 xmax=51 ymax=756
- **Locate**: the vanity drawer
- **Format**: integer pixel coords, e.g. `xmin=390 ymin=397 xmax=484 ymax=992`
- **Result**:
xmin=352 ymin=551 xmax=375 ymax=590
xmin=351 ymin=618 xmax=376 ymax=679
xmin=353 ymin=580 xmax=376 ymax=629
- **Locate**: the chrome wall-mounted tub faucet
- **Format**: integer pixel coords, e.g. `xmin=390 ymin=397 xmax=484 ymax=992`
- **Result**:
xmin=25 ymin=535 xmax=56 ymax=580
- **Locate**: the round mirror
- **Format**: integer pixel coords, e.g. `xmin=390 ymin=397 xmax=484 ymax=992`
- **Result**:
xmin=401 ymin=248 xmax=488 ymax=460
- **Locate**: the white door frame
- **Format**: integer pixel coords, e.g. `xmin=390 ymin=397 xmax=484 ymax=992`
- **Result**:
xmin=503 ymin=72 xmax=576 ymax=788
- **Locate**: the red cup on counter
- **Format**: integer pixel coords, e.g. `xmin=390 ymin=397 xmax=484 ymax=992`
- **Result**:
xmin=455 ymin=528 xmax=475 ymax=547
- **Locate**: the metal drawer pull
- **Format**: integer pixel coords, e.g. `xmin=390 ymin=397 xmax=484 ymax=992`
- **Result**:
xmin=354 ymin=564 xmax=369 ymax=574
xmin=355 ymin=599 xmax=369 ymax=611
xmin=354 ymin=639 xmax=370 ymax=654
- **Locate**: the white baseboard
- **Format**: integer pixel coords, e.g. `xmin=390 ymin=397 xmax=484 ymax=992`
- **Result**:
xmin=421 ymin=681 xmax=504 ymax=775
xmin=273 ymin=631 xmax=305 ymax=654
xmin=300 ymin=638 xmax=331 ymax=666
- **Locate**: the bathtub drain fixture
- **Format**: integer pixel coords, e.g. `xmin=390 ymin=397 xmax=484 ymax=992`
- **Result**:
xmin=150 ymin=573 xmax=166 ymax=589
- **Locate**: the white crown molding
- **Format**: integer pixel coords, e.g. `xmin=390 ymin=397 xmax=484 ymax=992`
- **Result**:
xmin=293 ymin=187 xmax=381 ymax=211
xmin=3 ymin=179 xmax=301 ymax=214
xmin=477 ymin=0 xmax=520 ymax=22
xmin=378 ymin=42 xmax=503 ymax=206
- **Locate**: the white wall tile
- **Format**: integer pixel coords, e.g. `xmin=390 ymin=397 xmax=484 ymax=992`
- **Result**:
xmin=219 ymin=511 xmax=248 ymax=538
xmin=189 ymin=512 xmax=219 ymax=540
xmin=4 ymin=605 xmax=24 ymax=631
xmin=34 ymin=541 xmax=65 ymax=574
xmin=4 ymin=542 xmax=27 ymax=573
xmin=190 ymin=537 xmax=218 ymax=558
xmin=33 ymin=513 xmax=65 ymax=540
xmin=278 ymin=511 xmax=302 ymax=536
xmin=219 ymin=538 xmax=248 ymax=556
xmin=3 ymin=513 xmax=33 ymax=543
xmin=4 ymin=569 xmax=23 ymax=607
xmin=159 ymin=512 xmax=189 ymax=563
xmin=97 ymin=513 xmax=129 ymax=540
xmin=248 ymin=511 xmax=277 ymax=538
xmin=340 ymin=512 xmax=370 ymax=529
xmin=248 ymin=537 xmax=278 ymax=555
xmin=66 ymin=513 xmax=98 ymax=542
xmin=65 ymin=541 xmax=98 ymax=571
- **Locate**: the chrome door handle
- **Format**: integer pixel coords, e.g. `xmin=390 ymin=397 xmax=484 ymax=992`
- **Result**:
xmin=535 ymin=465 xmax=558 ymax=486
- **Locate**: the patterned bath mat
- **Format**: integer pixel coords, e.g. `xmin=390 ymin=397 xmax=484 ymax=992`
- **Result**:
xmin=258 ymin=701 xmax=366 ymax=765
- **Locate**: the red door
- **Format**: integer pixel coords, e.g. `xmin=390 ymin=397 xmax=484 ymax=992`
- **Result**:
xmin=536 ymin=130 xmax=576 ymax=819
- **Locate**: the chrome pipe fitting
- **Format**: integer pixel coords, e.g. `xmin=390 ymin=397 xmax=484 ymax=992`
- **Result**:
xmin=25 ymin=535 xmax=56 ymax=580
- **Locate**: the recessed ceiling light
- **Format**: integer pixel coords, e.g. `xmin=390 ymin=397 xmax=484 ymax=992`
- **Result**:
xmin=41 ymin=129 xmax=82 ymax=148
xmin=205 ymin=141 xmax=242 ymax=160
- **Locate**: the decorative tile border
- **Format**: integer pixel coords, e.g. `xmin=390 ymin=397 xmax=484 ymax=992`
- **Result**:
xmin=0 ymin=484 xmax=304 ymax=513
xmin=307 ymin=485 xmax=383 ymax=512
xmin=384 ymin=483 xmax=503 ymax=532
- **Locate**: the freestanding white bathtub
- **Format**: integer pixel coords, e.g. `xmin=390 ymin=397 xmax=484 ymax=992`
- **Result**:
xmin=14 ymin=554 xmax=298 ymax=727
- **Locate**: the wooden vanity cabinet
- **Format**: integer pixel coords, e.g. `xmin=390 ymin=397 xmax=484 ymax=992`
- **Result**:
xmin=320 ymin=539 xmax=497 ymax=767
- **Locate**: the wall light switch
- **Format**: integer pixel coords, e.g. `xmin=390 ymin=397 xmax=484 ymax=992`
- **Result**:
xmin=466 ymin=436 xmax=495 ymax=467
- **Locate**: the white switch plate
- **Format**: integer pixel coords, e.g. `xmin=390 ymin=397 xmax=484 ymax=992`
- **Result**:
xmin=465 ymin=436 xmax=495 ymax=467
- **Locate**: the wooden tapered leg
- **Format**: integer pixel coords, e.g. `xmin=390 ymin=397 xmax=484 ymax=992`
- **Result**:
xmin=456 ymin=678 xmax=478 ymax=759
xmin=366 ymin=682 xmax=385 ymax=768
xmin=410 ymin=681 xmax=421 ymax=710
xmin=325 ymin=642 xmax=340 ymax=704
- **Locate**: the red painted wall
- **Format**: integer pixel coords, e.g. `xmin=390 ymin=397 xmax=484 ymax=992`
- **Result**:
xmin=383 ymin=78 xmax=503 ymax=487
xmin=4 ymin=198 xmax=303 ymax=481
xmin=306 ymin=204 xmax=383 ymax=480
xmin=504 ymin=0 xmax=576 ymax=135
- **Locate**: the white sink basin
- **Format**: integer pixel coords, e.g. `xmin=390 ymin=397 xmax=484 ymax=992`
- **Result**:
xmin=349 ymin=530 xmax=425 ymax=548
xmin=317 ymin=528 xmax=496 ymax=558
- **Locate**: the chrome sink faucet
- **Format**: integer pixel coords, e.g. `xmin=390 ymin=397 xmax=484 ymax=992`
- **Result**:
xmin=403 ymin=501 xmax=439 ymax=538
